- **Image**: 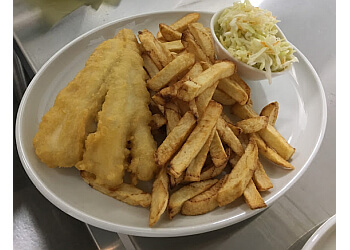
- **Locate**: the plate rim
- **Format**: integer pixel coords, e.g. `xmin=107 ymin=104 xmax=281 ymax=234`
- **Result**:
xmin=15 ymin=10 xmax=327 ymax=237
xmin=301 ymin=214 xmax=336 ymax=250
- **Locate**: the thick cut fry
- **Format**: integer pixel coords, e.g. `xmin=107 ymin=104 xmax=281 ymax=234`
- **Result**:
xmin=236 ymin=116 xmax=269 ymax=134
xmin=111 ymin=183 xmax=152 ymax=207
xmin=169 ymin=12 xmax=201 ymax=32
xmin=142 ymin=53 xmax=159 ymax=78
xmin=260 ymin=101 xmax=279 ymax=126
xmin=147 ymin=53 xmax=195 ymax=91
xmin=164 ymin=102 xmax=181 ymax=134
xmin=154 ymin=63 xmax=204 ymax=104
xmin=253 ymin=160 xmax=273 ymax=191
xmin=169 ymin=101 xmax=222 ymax=178
xmin=162 ymin=40 xmax=185 ymax=53
xmin=149 ymin=167 xmax=169 ymax=227
xmin=232 ymin=103 xmax=295 ymax=160
xmin=155 ymin=112 xmax=197 ymax=167
xmin=258 ymin=125 xmax=295 ymax=160
xmin=195 ymin=81 xmax=218 ymax=117
xmin=185 ymin=126 xmax=216 ymax=182
xmin=150 ymin=113 xmax=167 ymax=130
xmin=159 ymin=23 xmax=182 ymax=41
xmin=188 ymin=22 xmax=215 ymax=63
xmin=176 ymin=61 xmax=236 ymax=101
xmin=81 ymin=171 xmax=152 ymax=207
xmin=170 ymin=173 xmax=185 ymax=188
xmin=216 ymin=117 xmax=244 ymax=156
xmin=209 ymin=131 xmax=228 ymax=167
xmin=250 ymin=133 xmax=294 ymax=169
xmin=220 ymin=113 xmax=243 ymax=136
xmin=231 ymin=103 xmax=259 ymax=119
xmin=217 ymin=77 xmax=249 ymax=105
xmin=138 ymin=29 xmax=173 ymax=70
xmin=230 ymin=73 xmax=251 ymax=102
xmin=243 ymin=179 xmax=267 ymax=209
xmin=181 ymin=178 xmax=225 ymax=215
xmin=200 ymin=149 xmax=230 ymax=180
xmin=182 ymin=30 xmax=211 ymax=64
xmin=168 ymin=179 xmax=218 ymax=219
xmin=181 ymin=62 xmax=204 ymax=80
xmin=217 ymin=138 xmax=258 ymax=206
xmin=213 ymin=88 xmax=236 ymax=105
xmin=157 ymin=12 xmax=201 ymax=40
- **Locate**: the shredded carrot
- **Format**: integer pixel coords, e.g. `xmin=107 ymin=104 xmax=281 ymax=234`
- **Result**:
xmin=273 ymin=41 xmax=279 ymax=46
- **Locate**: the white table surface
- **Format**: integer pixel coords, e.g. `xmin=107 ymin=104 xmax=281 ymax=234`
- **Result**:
xmin=13 ymin=0 xmax=336 ymax=249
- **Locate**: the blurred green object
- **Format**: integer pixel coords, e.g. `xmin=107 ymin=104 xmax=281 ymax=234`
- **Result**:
xmin=25 ymin=0 xmax=120 ymax=26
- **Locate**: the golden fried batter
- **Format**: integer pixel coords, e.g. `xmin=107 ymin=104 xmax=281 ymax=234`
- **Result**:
xmin=33 ymin=31 xmax=130 ymax=168
xmin=34 ymin=29 xmax=157 ymax=188
xmin=75 ymin=29 xmax=157 ymax=188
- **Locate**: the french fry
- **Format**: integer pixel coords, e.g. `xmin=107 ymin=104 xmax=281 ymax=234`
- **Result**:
xmin=149 ymin=167 xmax=169 ymax=227
xmin=155 ymin=111 xmax=197 ymax=167
xmin=217 ymin=138 xmax=258 ymax=206
xmin=220 ymin=114 xmax=243 ymax=137
xmin=200 ymin=148 xmax=230 ymax=180
xmin=187 ymin=22 xmax=215 ymax=63
xmin=181 ymin=177 xmax=226 ymax=215
xmin=176 ymin=61 xmax=236 ymax=102
xmin=142 ymin=53 xmax=159 ymax=78
xmin=236 ymin=116 xmax=269 ymax=134
xmin=138 ymin=29 xmax=173 ymax=70
xmin=232 ymin=103 xmax=295 ymax=160
xmin=181 ymin=62 xmax=204 ymax=80
xmin=258 ymin=125 xmax=295 ymax=160
xmin=243 ymin=179 xmax=267 ymax=209
xmin=159 ymin=23 xmax=182 ymax=41
xmin=230 ymin=73 xmax=251 ymax=102
xmin=82 ymin=171 xmax=152 ymax=208
xmin=253 ymin=160 xmax=273 ymax=191
xmin=168 ymin=179 xmax=218 ymax=219
xmin=250 ymin=133 xmax=295 ymax=169
xmin=231 ymin=102 xmax=259 ymax=120
xmin=112 ymin=183 xmax=152 ymax=208
xmin=217 ymin=77 xmax=249 ymax=105
xmin=260 ymin=101 xmax=279 ymax=126
xmin=150 ymin=113 xmax=167 ymax=130
xmin=213 ymin=88 xmax=237 ymax=105
xmin=185 ymin=126 xmax=216 ymax=182
xmin=147 ymin=52 xmax=195 ymax=91
xmin=156 ymin=13 xmax=201 ymax=41
xmin=164 ymin=102 xmax=181 ymax=134
xmin=209 ymin=131 xmax=228 ymax=168
xmin=153 ymin=62 xmax=204 ymax=105
xmin=170 ymin=173 xmax=185 ymax=188
xmin=162 ymin=40 xmax=185 ymax=53
xmin=169 ymin=101 xmax=222 ymax=178
xmin=195 ymin=81 xmax=218 ymax=117
xmin=182 ymin=30 xmax=212 ymax=64
xmin=188 ymin=99 xmax=199 ymax=118
xmin=216 ymin=117 xmax=244 ymax=156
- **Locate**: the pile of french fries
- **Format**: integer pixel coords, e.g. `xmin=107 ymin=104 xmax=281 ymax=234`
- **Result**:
xmin=137 ymin=13 xmax=296 ymax=227
xmin=93 ymin=13 xmax=296 ymax=227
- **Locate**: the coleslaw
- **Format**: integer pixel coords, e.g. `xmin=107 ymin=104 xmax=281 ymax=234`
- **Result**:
xmin=215 ymin=0 xmax=298 ymax=82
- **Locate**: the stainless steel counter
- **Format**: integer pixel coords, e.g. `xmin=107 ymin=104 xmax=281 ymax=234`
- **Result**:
xmin=13 ymin=0 xmax=336 ymax=249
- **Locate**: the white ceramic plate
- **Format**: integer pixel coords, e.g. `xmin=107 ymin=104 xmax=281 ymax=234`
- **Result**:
xmin=15 ymin=11 xmax=327 ymax=237
xmin=302 ymin=215 xmax=336 ymax=250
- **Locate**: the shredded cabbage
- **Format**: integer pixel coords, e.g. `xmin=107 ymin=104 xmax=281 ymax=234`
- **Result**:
xmin=215 ymin=0 xmax=298 ymax=82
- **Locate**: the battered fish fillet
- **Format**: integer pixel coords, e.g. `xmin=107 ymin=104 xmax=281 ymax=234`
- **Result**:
xmin=33 ymin=31 xmax=131 ymax=168
xmin=75 ymin=29 xmax=157 ymax=188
